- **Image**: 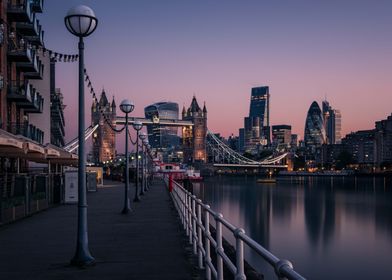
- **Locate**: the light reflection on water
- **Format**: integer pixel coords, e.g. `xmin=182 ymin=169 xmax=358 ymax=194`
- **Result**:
xmin=192 ymin=175 xmax=392 ymax=280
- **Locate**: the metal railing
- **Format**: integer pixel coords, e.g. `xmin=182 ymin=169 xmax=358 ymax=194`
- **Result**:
xmin=7 ymin=122 xmax=44 ymax=144
xmin=167 ymin=178 xmax=306 ymax=280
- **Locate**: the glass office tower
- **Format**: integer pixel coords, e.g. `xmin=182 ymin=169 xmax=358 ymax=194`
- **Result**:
xmin=144 ymin=102 xmax=179 ymax=150
xmin=304 ymin=101 xmax=326 ymax=152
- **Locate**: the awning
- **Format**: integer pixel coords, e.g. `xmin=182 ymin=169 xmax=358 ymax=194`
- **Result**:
xmin=0 ymin=129 xmax=78 ymax=165
xmin=44 ymin=144 xmax=78 ymax=165
xmin=0 ymin=130 xmax=26 ymax=157
xmin=45 ymin=146 xmax=61 ymax=158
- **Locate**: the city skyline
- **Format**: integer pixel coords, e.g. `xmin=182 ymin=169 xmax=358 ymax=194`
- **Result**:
xmin=39 ymin=1 xmax=392 ymax=144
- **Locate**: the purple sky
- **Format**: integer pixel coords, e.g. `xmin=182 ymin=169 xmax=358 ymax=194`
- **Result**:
xmin=39 ymin=1 xmax=392 ymax=152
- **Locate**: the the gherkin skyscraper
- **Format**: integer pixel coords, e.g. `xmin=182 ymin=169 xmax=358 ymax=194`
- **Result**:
xmin=304 ymin=101 xmax=326 ymax=152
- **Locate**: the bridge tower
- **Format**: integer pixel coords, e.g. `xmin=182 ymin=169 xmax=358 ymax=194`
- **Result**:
xmin=182 ymin=96 xmax=207 ymax=164
xmin=91 ymin=90 xmax=116 ymax=164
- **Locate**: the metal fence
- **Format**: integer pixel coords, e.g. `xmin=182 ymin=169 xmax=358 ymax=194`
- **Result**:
xmin=168 ymin=178 xmax=306 ymax=280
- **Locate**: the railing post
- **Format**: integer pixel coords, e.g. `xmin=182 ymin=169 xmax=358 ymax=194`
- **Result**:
xmin=185 ymin=191 xmax=189 ymax=236
xmin=215 ymin=213 xmax=224 ymax=280
xmin=192 ymin=195 xmax=197 ymax=254
xmin=182 ymin=189 xmax=186 ymax=229
xmin=197 ymin=199 xmax=204 ymax=269
xmin=234 ymin=228 xmax=246 ymax=280
xmin=204 ymin=205 xmax=212 ymax=280
xmin=188 ymin=194 xmax=193 ymax=244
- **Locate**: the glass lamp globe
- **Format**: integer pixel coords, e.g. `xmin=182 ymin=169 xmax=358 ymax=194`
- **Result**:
xmin=120 ymin=99 xmax=134 ymax=114
xmin=133 ymin=120 xmax=143 ymax=131
xmin=65 ymin=5 xmax=98 ymax=37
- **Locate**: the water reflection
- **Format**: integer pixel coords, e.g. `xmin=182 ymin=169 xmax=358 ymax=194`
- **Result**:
xmin=193 ymin=175 xmax=392 ymax=280
xmin=304 ymin=181 xmax=336 ymax=247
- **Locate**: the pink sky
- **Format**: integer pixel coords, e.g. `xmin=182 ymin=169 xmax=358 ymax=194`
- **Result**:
xmin=39 ymin=1 xmax=392 ymax=152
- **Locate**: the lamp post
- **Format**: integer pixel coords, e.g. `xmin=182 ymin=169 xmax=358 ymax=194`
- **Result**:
xmin=146 ymin=144 xmax=151 ymax=191
xmin=119 ymin=99 xmax=134 ymax=214
xmin=132 ymin=120 xmax=143 ymax=202
xmin=64 ymin=5 xmax=98 ymax=266
xmin=139 ymin=132 xmax=147 ymax=196
xmin=142 ymin=139 xmax=149 ymax=193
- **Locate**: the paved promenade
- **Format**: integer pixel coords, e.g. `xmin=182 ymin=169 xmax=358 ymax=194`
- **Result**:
xmin=0 ymin=179 xmax=201 ymax=280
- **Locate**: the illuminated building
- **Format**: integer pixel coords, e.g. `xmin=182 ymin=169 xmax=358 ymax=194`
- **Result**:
xmin=322 ymin=100 xmax=342 ymax=144
xmin=144 ymin=102 xmax=179 ymax=149
xmin=272 ymin=125 xmax=292 ymax=151
xmin=375 ymin=113 xmax=392 ymax=166
xmin=243 ymin=86 xmax=270 ymax=152
xmin=91 ymin=90 xmax=116 ymax=164
xmin=182 ymin=96 xmax=207 ymax=163
xmin=304 ymin=101 xmax=326 ymax=152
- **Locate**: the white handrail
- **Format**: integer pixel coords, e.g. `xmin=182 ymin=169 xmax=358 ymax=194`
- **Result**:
xmin=166 ymin=177 xmax=306 ymax=280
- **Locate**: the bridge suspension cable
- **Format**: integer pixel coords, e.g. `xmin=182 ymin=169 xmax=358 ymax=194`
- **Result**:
xmin=206 ymin=130 xmax=288 ymax=166
xmin=63 ymin=124 xmax=99 ymax=153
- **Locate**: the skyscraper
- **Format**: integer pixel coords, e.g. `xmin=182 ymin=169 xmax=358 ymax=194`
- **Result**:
xmin=91 ymin=90 xmax=116 ymax=164
xmin=272 ymin=125 xmax=292 ymax=150
xmin=144 ymin=102 xmax=180 ymax=150
xmin=249 ymin=86 xmax=270 ymax=143
xmin=322 ymin=100 xmax=342 ymax=144
xmin=304 ymin=101 xmax=326 ymax=152
xmin=243 ymin=86 xmax=271 ymax=152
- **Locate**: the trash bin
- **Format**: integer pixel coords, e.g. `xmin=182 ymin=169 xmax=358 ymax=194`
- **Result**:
xmin=86 ymin=171 xmax=97 ymax=192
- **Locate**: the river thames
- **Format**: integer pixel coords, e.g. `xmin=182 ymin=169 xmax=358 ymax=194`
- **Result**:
xmin=191 ymin=175 xmax=392 ymax=280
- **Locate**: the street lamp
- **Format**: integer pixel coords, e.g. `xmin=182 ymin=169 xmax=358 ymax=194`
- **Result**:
xmin=142 ymin=139 xmax=149 ymax=193
xmin=132 ymin=120 xmax=143 ymax=202
xmin=64 ymin=5 xmax=98 ymax=267
xmin=119 ymin=99 xmax=134 ymax=214
xmin=139 ymin=132 xmax=147 ymax=196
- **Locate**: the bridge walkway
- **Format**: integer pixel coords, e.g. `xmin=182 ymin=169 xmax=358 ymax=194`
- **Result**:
xmin=0 ymin=179 xmax=201 ymax=280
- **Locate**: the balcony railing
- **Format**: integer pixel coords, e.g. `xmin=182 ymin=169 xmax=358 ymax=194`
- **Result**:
xmin=24 ymin=59 xmax=44 ymax=79
xmin=31 ymin=0 xmax=43 ymax=13
xmin=7 ymin=0 xmax=32 ymax=22
xmin=7 ymin=80 xmax=32 ymax=102
xmin=23 ymin=90 xmax=43 ymax=113
xmin=25 ymin=28 xmax=44 ymax=46
xmin=16 ymin=50 xmax=39 ymax=73
xmin=16 ymin=15 xmax=40 ymax=36
xmin=7 ymin=122 xmax=44 ymax=144
xmin=7 ymin=39 xmax=33 ymax=62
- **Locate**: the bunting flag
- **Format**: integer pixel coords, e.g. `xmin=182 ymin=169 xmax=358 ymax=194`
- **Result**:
xmin=84 ymin=68 xmax=126 ymax=134
xmin=35 ymin=46 xmax=78 ymax=63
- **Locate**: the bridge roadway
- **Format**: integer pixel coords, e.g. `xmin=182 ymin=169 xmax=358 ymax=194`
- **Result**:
xmin=0 ymin=180 xmax=201 ymax=280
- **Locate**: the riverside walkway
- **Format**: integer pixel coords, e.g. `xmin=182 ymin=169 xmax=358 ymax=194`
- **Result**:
xmin=0 ymin=179 xmax=201 ymax=280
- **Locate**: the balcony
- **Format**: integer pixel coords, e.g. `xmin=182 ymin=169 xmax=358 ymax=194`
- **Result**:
xmin=24 ymin=59 xmax=44 ymax=79
xmin=31 ymin=0 xmax=43 ymax=13
xmin=16 ymin=51 xmax=39 ymax=73
xmin=7 ymin=0 xmax=32 ymax=22
xmin=7 ymin=40 xmax=32 ymax=62
xmin=25 ymin=28 xmax=44 ymax=46
xmin=16 ymin=16 xmax=40 ymax=37
xmin=7 ymin=122 xmax=44 ymax=144
xmin=7 ymin=80 xmax=32 ymax=103
xmin=23 ymin=90 xmax=43 ymax=113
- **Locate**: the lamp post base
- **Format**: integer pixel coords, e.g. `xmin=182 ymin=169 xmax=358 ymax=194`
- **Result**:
xmin=71 ymin=252 xmax=95 ymax=267
xmin=121 ymin=206 xmax=132 ymax=214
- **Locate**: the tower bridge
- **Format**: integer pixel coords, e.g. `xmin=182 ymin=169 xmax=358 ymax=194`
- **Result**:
xmin=64 ymin=94 xmax=288 ymax=169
